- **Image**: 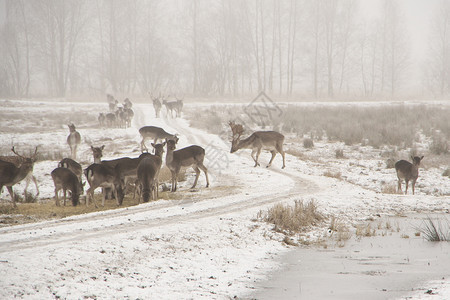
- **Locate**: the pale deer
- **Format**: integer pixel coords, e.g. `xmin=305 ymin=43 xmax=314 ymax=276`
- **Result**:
xmin=123 ymin=98 xmax=133 ymax=110
xmin=107 ymin=94 xmax=118 ymax=112
xmin=229 ymin=123 xmax=286 ymax=169
xmin=175 ymin=96 xmax=184 ymax=117
xmin=51 ymin=167 xmax=84 ymax=206
xmin=0 ymin=146 xmax=38 ymax=207
xmin=67 ymin=124 xmax=81 ymax=160
xmin=98 ymin=113 xmax=106 ymax=127
xmin=105 ymin=113 xmax=116 ymax=127
xmin=84 ymin=163 xmax=122 ymax=207
xmin=395 ymin=156 xmax=424 ymax=195
xmin=151 ymin=94 xmax=162 ymax=118
xmin=0 ymin=152 xmax=39 ymax=197
xmin=58 ymin=158 xmax=83 ymax=183
xmin=165 ymin=139 xmax=209 ymax=192
xmin=124 ymin=108 xmax=134 ymax=128
xmin=137 ymin=142 xmax=165 ymax=202
xmin=163 ymin=99 xmax=179 ymax=118
xmin=139 ymin=126 xmax=178 ymax=152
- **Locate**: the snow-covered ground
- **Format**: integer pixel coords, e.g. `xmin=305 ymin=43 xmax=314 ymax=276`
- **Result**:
xmin=0 ymin=99 xmax=449 ymax=299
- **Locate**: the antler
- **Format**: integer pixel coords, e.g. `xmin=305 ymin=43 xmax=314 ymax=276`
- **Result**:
xmin=228 ymin=121 xmax=244 ymax=140
xmin=11 ymin=146 xmax=25 ymax=159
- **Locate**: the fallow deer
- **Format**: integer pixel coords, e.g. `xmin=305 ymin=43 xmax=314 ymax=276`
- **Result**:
xmin=137 ymin=142 xmax=165 ymax=202
xmin=229 ymin=123 xmax=286 ymax=169
xmin=163 ymin=99 xmax=179 ymax=118
xmin=0 ymin=146 xmax=38 ymax=207
xmin=150 ymin=93 xmax=162 ymax=118
xmin=0 ymin=150 xmax=39 ymax=198
xmin=84 ymin=163 xmax=122 ymax=208
xmin=395 ymin=156 xmax=424 ymax=195
xmin=165 ymin=139 xmax=209 ymax=192
xmin=139 ymin=126 xmax=178 ymax=152
xmin=51 ymin=167 xmax=84 ymax=206
xmin=98 ymin=113 xmax=106 ymax=127
xmin=67 ymin=123 xmax=81 ymax=160
xmin=58 ymin=158 xmax=83 ymax=183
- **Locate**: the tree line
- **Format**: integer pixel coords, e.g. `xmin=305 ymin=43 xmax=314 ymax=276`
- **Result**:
xmin=1 ymin=0 xmax=449 ymax=99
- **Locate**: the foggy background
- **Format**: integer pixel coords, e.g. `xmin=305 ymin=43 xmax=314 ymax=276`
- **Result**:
xmin=0 ymin=0 xmax=449 ymax=100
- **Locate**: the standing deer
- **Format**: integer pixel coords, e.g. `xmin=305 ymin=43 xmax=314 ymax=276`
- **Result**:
xmin=98 ymin=113 xmax=106 ymax=127
xmin=165 ymin=139 xmax=209 ymax=192
xmin=229 ymin=123 xmax=286 ymax=169
xmin=137 ymin=142 xmax=165 ymax=202
xmin=84 ymin=163 xmax=122 ymax=208
xmin=163 ymin=99 xmax=178 ymax=118
xmin=0 ymin=146 xmax=38 ymax=207
xmin=58 ymin=158 xmax=83 ymax=183
xmin=51 ymin=167 xmax=84 ymax=206
xmin=175 ymin=96 xmax=184 ymax=118
xmin=67 ymin=124 xmax=81 ymax=160
xmin=139 ymin=126 xmax=178 ymax=152
xmin=151 ymin=94 xmax=162 ymax=118
xmin=0 ymin=150 xmax=39 ymax=198
xmin=395 ymin=156 xmax=424 ymax=195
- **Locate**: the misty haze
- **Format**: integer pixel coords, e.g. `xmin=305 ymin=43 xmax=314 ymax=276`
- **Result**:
xmin=0 ymin=1 xmax=449 ymax=299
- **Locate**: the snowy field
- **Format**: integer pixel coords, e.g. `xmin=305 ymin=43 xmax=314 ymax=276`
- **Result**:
xmin=0 ymin=99 xmax=449 ymax=299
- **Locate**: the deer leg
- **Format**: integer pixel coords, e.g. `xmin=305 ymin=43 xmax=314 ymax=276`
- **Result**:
xmin=54 ymin=188 xmax=60 ymax=206
xmin=32 ymin=175 xmax=39 ymax=196
xmin=63 ymin=188 xmax=67 ymax=206
xmin=412 ymin=179 xmax=416 ymax=195
xmin=198 ymin=163 xmax=209 ymax=188
xmin=170 ymin=170 xmax=178 ymax=192
xmin=277 ymin=145 xmax=286 ymax=169
xmin=255 ymin=148 xmax=261 ymax=167
xmin=7 ymin=186 xmax=16 ymax=207
xmin=141 ymin=138 xmax=148 ymax=152
xmin=191 ymin=167 xmax=200 ymax=189
xmin=405 ymin=180 xmax=409 ymax=195
xmin=251 ymin=150 xmax=258 ymax=167
xmin=267 ymin=151 xmax=276 ymax=168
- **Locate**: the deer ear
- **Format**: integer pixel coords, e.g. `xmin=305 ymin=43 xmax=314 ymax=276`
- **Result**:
xmin=410 ymin=155 xmax=414 ymax=161
xmin=162 ymin=141 xmax=166 ymax=147
xmin=101 ymin=145 xmax=105 ymax=150
xmin=151 ymin=143 xmax=156 ymax=148
xmin=420 ymin=156 xmax=424 ymax=160
xmin=91 ymin=145 xmax=94 ymax=150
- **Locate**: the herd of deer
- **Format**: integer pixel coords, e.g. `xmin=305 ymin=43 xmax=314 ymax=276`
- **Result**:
xmin=98 ymin=95 xmax=134 ymax=128
xmin=150 ymin=93 xmax=184 ymax=119
xmin=0 ymin=102 xmax=425 ymax=208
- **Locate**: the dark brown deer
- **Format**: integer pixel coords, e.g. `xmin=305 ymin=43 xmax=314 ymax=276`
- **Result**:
xmin=165 ymin=139 xmax=209 ymax=192
xmin=0 ymin=151 xmax=39 ymax=198
xmin=58 ymin=158 xmax=83 ymax=183
xmin=67 ymin=123 xmax=81 ymax=160
xmin=139 ymin=126 xmax=178 ymax=152
xmin=84 ymin=163 xmax=122 ymax=208
xmin=395 ymin=156 xmax=424 ymax=195
xmin=137 ymin=143 xmax=165 ymax=202
xmin=229 ymin=123 xmax=286 ymax=169
xmin=0 ymin=146 xmax=38 ymax=207
xmin=51 ymin=167 xmax=84 ymax=206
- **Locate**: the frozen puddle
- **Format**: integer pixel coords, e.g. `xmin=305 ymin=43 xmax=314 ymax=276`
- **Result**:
xmin=253 ymin=214 xmax=450 ymax=300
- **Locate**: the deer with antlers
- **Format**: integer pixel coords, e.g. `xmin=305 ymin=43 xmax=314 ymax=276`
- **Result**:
xmin=0 ymin=146 xmax=38 ymax=207
xmin=150 ymin=93 xmax=162 ymax=118
xmin=229 ymin=122 xmax=286 ymax=169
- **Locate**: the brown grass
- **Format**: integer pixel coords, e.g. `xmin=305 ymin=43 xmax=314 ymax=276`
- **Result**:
xmin=258 ymin=200 xmax=324 ymax=235
xmin=0 ymin=191 xmax=184 ymax=227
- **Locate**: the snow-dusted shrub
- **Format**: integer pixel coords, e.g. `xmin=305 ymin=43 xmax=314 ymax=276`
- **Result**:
xmin=257 ymin=200 xmax=324 ymax=235
xmin=303 ymin=138 xmax=314 ymax=149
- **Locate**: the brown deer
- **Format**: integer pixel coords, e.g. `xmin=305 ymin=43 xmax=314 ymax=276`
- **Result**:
xmin=51 ymin=167 xmax=84 ymax=206
xmin=150 ymin=93 xmax=162 ymax=118
xmin=67 ymin=123 xmax=81 ymax=160
xmin=137 ymin=142 xmax=165 ymax=202
xmin=395 ymin=156 xmax=424 ymax=195
xmin=165 ymin=139 xmax=209 ymax=192
xmin=0 ymin=146 xmax=38 ymax=207
xmin=0 ymin=151 xmax=39 ymax=198
xmin=58 ymin=158 xmax=83 ymax=183
xmin=229 ymin=123 xmax=286 ymax=169
xmin=84 ymin=163 xmax=122 ymax=208
xmin=139 ymin=126 xmax=178 ymax=152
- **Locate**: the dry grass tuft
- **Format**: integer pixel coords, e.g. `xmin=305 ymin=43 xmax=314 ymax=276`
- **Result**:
xmin=258 ymin=200 xmax=324 ymax=235
xmin=323 ymin=170 xmax=342 ymax=179
xmin=416 ymin=216 xmax=450 ymax=242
